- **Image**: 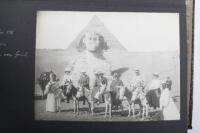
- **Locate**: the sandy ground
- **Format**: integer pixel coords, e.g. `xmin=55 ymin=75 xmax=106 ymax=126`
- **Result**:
xmin=35 ymin=98 xmax=163 ymax=121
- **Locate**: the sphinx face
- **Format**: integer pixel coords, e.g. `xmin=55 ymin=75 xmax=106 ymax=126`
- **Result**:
xmin=84 ymin=33 xmax=100 ymax=52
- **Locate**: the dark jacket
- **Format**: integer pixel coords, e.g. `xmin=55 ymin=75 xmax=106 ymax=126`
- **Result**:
xmin=78 ymin=74 xmax=90 ymax=88
xmin=110 ymin=79 xmax=123 ymax=92
xmin=166 ymin=79 xmax=172 ymax=90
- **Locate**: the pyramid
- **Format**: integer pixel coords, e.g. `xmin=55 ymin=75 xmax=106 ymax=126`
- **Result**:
xmin=67 ymin=16 xmax=127 ymax=51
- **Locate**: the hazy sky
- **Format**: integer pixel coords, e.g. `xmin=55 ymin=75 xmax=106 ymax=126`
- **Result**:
xmin=36 ymin=11 xmax=180 ymax=52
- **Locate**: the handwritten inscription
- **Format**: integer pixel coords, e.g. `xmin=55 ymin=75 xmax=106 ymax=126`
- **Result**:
xmin=0 ymin=51 xmax=28 ymax=58
xmin=0 ymin=43 xmax=7 ymax=47
xmin=0 ymin=28 xmax=15 ymax=35
xmin=6 ymin=30 xmax=15 ymax=35
xmin=14 ymin=50 xmax=28 ymax=58
xmin=1 ymin=53 xmax=13 ymax=57
xmin=0 ymin=28 xmax=28 ymax=59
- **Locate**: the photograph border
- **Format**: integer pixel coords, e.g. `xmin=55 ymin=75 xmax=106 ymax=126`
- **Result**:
xmin=34 ymin=10 xmax=181 ymax=121
xmin=32 ymin=2 xmax=187 ymax=133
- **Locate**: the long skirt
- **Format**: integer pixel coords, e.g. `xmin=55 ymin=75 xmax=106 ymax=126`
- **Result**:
xmin=46 ymin=93 xmax=56 ymax=112
xmin=146 ymin=89 xmax=161 ymax=109
xmin=163 ymin=98 xmax=180 ymax=120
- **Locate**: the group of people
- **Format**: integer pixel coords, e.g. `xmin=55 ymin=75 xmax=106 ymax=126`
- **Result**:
xmin=127 ymin=69 xmax=179 ymax=120
xmin=43 ymin=67 xmax=180 ymax=120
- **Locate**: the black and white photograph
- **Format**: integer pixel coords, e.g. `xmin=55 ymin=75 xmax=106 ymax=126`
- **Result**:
xmin=34 ymin=11 xmax=180 ymax=121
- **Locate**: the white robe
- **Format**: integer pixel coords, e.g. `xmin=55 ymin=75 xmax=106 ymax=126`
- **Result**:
xmin=46 ymin=93 xmax=56 ymax=112
xmin=44 ymin=82 xmax=57 ymax=112
xmin=160 ymin=88 xmax=180 ymax=120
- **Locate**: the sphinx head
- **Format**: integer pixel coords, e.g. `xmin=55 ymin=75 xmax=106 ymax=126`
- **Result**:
xmin=77 ymin=32 xmax=108 ymax=52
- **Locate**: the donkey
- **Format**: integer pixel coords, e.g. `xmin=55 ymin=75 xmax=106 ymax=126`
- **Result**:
xmin=89 ymin=82 xmax=113 ymax=117
xmin=90 ymin=84 xmax=123 ymax=118
xmin=54 ymin=87 xmax=67 ymax=112
xmin=104 ymin=91 xmax=112 ymax=118
xmin=61 ymin=84 xmax=93 ymax=115
xmin=119 ymin=86 xmax=149 ymax=118
xmin=104 ymin=85 xmax=124 ymax=118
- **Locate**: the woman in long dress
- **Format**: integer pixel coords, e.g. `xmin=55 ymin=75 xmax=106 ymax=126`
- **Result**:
xmin=146 ymin=73 xmax=162 ymax=109
xmin=44 ymin=73 xmax=59 ymax=112
xmin=160 ymin=82 xmax=180 ymax=120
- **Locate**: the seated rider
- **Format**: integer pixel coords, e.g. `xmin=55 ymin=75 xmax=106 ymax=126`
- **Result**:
xmin=94 ymin=71 xmax=107 ymax=103
xmin=129 ymin=68 xmax=146 ymax=102
xmin=77 ymin=70 xmax=90 ymax=105
xmin=61 ymin=68 xmax=73 ymax=103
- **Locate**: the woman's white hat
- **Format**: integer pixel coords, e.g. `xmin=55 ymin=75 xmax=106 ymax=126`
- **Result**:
xmin=153 ymin=72 xmax=159 ymax=76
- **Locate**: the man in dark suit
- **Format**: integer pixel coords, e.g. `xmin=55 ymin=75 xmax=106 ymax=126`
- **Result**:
xmin=110 ymin=73 xmax=123 ymax=106
xmin=77 ymin=70 xmax=90 ymax=105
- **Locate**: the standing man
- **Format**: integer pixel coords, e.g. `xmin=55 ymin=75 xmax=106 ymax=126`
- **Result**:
xmin=77 ymin=70 xmax=90 ymax=105
xmin=44 ymin=73 xmax=59 ymax=112
xmin=110 ymin=73 xmax=124 ymax=106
